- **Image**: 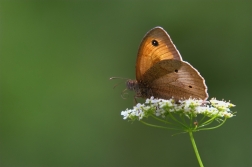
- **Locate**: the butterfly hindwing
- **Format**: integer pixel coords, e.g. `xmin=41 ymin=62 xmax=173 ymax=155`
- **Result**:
xmin=147 ymin=60 xmax=208 ymax=100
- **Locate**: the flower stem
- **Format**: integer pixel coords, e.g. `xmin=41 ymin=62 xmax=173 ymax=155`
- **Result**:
xmin=189 ymin=131 xmax=204 ymax=167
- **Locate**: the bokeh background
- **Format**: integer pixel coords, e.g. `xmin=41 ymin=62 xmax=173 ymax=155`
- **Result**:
xmin=0 ymin=1 xmax=251 ymax=167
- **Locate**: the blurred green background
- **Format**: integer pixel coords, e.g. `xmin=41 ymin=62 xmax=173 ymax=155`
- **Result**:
xmin=0 ymin=1 xmax=251 ymax=167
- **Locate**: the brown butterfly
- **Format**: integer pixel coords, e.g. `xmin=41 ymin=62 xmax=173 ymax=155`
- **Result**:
xmin=112 ymin=26 xmax=208 ymax=101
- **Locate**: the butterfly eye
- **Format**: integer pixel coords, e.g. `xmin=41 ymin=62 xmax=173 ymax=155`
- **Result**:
xmin=151 ymin=39 xmax=159 ymax=46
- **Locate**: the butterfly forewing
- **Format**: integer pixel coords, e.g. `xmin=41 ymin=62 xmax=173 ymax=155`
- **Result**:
xmin=136 ymin=27 xmax=182 ymax=81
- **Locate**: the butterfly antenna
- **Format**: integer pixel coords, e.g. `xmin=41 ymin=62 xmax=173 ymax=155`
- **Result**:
xmin=110 ymin=77 xmax=130 ymax=99
xmin=111 ymin=81 xmax=124 ymax=89
xmin=110 ymin=77 xmax=129 ymax=80
xmin=110 ymin=77 xmax=129 ymax=89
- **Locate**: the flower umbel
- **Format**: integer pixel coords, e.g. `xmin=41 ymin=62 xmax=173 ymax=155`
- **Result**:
xmin=120 ymin=97 xmax=236 ymax=167
xmin=121 ymin=97 xmax=236 ymax=132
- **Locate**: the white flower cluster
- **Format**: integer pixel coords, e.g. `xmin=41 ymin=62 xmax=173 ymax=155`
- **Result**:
xmin=121 ymin=97 xmax=235 ymax=121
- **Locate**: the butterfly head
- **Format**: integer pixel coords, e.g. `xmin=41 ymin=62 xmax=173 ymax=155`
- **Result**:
xmin=126 ymin=79 xmax=139 ymax=92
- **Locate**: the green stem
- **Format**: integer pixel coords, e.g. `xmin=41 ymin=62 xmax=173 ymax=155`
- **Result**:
xmin=197 ymin=117 xmax=227 ymax=131
xmin=189 ymin=131 xmax=204 ymax=167
xmin=150 ymin=115 xmax=173 ymax=124
xmin=140 ymin=121 xmax=181 ymax=131
xmin=168 ymin=112 xmax=188 ymax=129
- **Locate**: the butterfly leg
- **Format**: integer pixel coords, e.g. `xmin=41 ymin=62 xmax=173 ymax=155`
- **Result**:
xmin=120 ymin=88 xmax=128 ymax=99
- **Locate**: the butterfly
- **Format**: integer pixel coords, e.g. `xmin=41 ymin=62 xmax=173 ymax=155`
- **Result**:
xmin=112 ymin=26 xmax=208 ymax=101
